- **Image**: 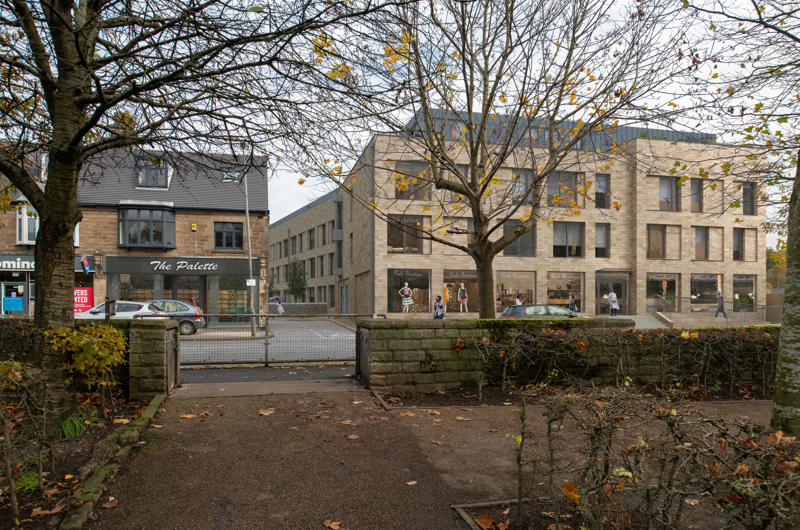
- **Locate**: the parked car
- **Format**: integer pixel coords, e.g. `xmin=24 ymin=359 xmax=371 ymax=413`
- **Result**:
xmin=269 ymin=296 xmax=284 ymax=304
xmin=75 ymin=301 xmax=163 ymax=320
xmin=500 ymin=304 xmax=584 ymax=319
xmin=146 ymin=299 xmax=206 ymax=335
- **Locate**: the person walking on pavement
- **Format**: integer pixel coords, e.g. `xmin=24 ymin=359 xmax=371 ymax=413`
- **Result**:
xmin=568 ymin=293 xmax=577 ymax=313
xmin=515 ymin=295 xmax=522 ymax=306
xmin=608 ymin=289 xmax=619 ymax=317
xmin=715 ymin=290 xmax=728 ymax=318
xmin=433 ymin=295 xmax=446 ymax=319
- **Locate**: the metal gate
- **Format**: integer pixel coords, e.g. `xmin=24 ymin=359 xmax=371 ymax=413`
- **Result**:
xmin=169 ymin=313 xmax=385 ymax=365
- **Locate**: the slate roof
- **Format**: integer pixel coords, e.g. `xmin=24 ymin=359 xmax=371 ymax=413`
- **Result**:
xmin=77 ymin=149 xmax=269 ymax=215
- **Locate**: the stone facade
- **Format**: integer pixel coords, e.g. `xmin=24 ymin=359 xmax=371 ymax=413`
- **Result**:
xmin=268 ymin=190 xmax=340 ymax=312
xmin=128 ymin=319 xmax=180 ymax=400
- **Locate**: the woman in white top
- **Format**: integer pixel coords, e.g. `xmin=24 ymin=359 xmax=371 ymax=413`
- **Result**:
xmin=608 ymin=289 xmax=619 ymax=317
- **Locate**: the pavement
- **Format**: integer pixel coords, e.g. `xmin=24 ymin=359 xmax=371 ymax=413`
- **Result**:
xmin=84 ymin=370 xmax=777 ymax=530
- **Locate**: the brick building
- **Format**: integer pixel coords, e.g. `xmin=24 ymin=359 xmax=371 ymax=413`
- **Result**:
xmin=268 ymin=190 xmax=342 ymax=310
xmin=0 ymin=150 xmax=269 ymax=317
xmin=272 ymin=119 xmax=766 ymax=318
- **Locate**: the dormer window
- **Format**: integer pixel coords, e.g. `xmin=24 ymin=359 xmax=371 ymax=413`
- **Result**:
xmin=136 ymin=155 xmax=170 ymax=188
xmin=223 ymin=172 xmax=238 ymax=182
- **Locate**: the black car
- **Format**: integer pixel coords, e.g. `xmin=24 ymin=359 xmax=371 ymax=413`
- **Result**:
xmin=500 ymin=304 xmax=583 ymax=319
xmin=146 ymin=299 xmax=206 ymax=334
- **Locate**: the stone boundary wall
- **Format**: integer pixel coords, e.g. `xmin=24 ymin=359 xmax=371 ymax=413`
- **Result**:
xmin=267 ymin=302 xmax=328 ymax=315
xmin=356 ymin=318 xmax=635 ymax=393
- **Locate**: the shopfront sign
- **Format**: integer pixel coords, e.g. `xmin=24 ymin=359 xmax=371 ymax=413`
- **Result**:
xmin=105 ymin=256 xmax=258 ymax=275
xmin=74 ymin=287 xmax=94 ymax=313
xmin=0 ymin=254 xmax=94 ymax=272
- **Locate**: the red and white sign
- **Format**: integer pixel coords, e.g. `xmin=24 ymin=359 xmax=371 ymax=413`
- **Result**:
xmin=74 ymin=287 xmax=93 ymax=313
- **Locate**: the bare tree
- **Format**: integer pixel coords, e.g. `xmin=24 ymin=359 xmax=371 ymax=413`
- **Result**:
xmin=298 ymin=0 xmax=702 ymax=317
xmin=0 ymin=0 xmax=404 ymax=423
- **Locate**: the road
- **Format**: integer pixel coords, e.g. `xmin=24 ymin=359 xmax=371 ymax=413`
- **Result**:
xmin=179 ymin=319 xmax=355 ymax=364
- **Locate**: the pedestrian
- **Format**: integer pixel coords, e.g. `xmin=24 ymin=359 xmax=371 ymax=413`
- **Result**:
xmin=515 ymin=295 xmax=522 ymax=306
xmin=715 ymin=290 xmax=728 ymax=318
xmin=189 ymin=296 xmax=199 ymax=307
xmin=608 ymin=289 xmax=619 ymax=317
xmin=433 ymin=295 xmax=446 ymax=319
xmin=276 ymin=300 xmax=285 ymax=315
xmin=568 ymin=293 xmax=577 ymax=313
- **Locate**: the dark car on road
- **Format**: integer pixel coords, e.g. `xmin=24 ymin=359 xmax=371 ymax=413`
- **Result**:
xmin=500 ymin=304 xmax=584 ymax=319
xmin=146 ymin=300 xmax=206 ymax=335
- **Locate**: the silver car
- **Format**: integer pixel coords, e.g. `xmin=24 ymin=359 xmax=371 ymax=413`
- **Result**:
xmin=75 ymin=301 xmax=163 ymax=320
xmin=145 ymin=299 xmax=206 ymax=335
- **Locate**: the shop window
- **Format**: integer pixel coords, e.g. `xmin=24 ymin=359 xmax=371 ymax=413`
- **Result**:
xmin=742 ymin=182 xmax=757 ymax=215
xmin=690 ymin=274 xmax=721 ymax=304
xmin=503 ymin=220 xmax=534 ymax=256
xmin=733 ymin=227 xmax=744 ymax=261
xmin=595 ymin=223 xmax=610 ymax=258
xmin=136 ymin=154 xmax=170 ymax=188
xmin=695 ymin=226 xmax=708 ymax=260
xmin=647 ymin=224 xmax=665 ymax=259
xmin=547 ymin=171 xmax=580 ymax=207
xmin=646 ymin=273 xmax=678 ymax=312
xmin=394 ymin=161 xmax=432 ymax=200
xmin=595 ymin=174 xmax=610 ymax=209
xmin=659 ymin=177 xmax=680 ymax=211
xmin=214 ymin=222 xmax=243 ymax=250
xmin=443 ymin=270 xmax=478 ymax=312
xmin=387 ymin=215 xmax=422 ymax=253
xmin=546 ymin=272 xmax=583 ymax=312
xmin=691 ymin=179 xmax=703 ymax=212
xmin=118 ymin=208 xmax=176 ymax=249
xmin=553 ymin=222 xmax=583 ymax=258
xmin=496 ymin=271 xmax=535 ymax=313
xmin=388 ymin=269 xmax=430 ymax=313
xmin=733 ymin=274 xmax=755 ymax=310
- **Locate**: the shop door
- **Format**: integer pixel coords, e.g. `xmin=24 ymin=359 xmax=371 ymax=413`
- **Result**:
xmin=1 ymin=283 xmax=26 ymax=316
xmin=597 ymin=281 xmax=626 ymax=315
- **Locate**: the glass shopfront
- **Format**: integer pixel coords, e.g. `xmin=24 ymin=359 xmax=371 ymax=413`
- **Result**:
xmin=596 ymin=272 xmax=628 ymax=315
xmin=496 ymin=271 xmax=535 ymax=313
xmin=690 ymin=274 xmax=722 ymax=305
xmin=547 ymin=272 xmax=583 ymax=311
xmin=733 ymin=275 xmax=756 ymax=311
xmin=387 ymin=269 xmax=430 ymax=313
xmin=646 ymin=273 xmax=679 ymax=312
xmin=443 ymin=269 xmax=478 ymax=313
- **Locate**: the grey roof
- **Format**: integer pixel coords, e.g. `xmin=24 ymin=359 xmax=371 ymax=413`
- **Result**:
xmin=269 ymin=189 xmax=340 ymax=229
xmin=77 ymin=150 xmax=269 ymax=214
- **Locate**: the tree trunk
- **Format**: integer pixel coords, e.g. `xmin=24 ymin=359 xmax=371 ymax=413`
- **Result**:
xmin=772 ymin=154 xmax=800 ymax=434
xmin=474 ymin=248 xmax=497 ymax=319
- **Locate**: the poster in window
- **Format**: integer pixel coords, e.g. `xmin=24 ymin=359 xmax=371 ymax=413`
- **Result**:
xmin=443 ymin=270 xmax=478 ymax=312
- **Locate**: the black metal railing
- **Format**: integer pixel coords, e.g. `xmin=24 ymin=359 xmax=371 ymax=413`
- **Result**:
xmin=654 ymin=295 xmax=782 ymax=326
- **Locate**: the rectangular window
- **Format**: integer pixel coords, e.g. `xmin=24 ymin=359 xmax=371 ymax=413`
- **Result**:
xmin=659 ymin=177 xmax=680 ymax=211
xmin=136 ymin=155 xmax=169 ymax=188
xmin=309 ymin=229 xmax=315 ymax=250
xmin=503 ymin=220 xmax=534 ymax=256
xmin=299 ymin=233 xmax=303 ymax=252
xmin=118 ymin=209 xmax=176 ymax=248
xmin=695 ymin=226 xmax=709 ymax=260
xmin=742 ymin=182 xmax=757 ymax=215
xmin=283 ymin=239 xmax=288 ymax=257
xmin=319 ymin=255 xmax=324 ymax=277
xmin=387 ymin=215 xmax=423 ymax=253
xmin=647 ymin=225 xmax=665 ymax=259
xmin=388 ymin=269 xmax=431 ymax=312
xmin=321 ymin=224 xmax=326 ymax=245
xmin=511 ymin=169 xmax=534 ymax=204
xmin=310 ymin=258 xmax=316 ymax=278
xmin=552 ymin=222 xmax=583 ymax=258
xmin=690 ymin=274 xmax=721 ymax=304
xmin=733 ymin=227 xmax=744 ymax=261
xmin=690 ymin=179 xmax=703 ymax=213
xmin=308 ymin=287 xmax=315 ymax=303
xmin=16 ymin=205 xmax=38 ymax=245
xmin=547 ymin=172 xmax=579 ymax=207
xmin=291 ymin=236 xmax=297 ymax=255
xmin=394 ymin=161 xmax=431 ymax=200
xmin=733 ymin=274 xmax=755 ymax=309
xmin=595 ymin=223 xmax=610 ymax=258
xmin=329 ymin=252 xmax=335 ymax=274
xmin=467 ymin=218 xmax=475 ymax=247
xmin=546 ymin=272 xmax=583 ymax=311
xmin=329 ymin=285 xmax=336 ymax=308
xmin=275 ymin=267 xmax=279 ymax=284
xmin=595 ymin=174 xmax=610 ymax=209
xmin=496 ymin=271 xmax=535 ymax=313
xmin=214 ymin=222 xmax=243 ymax=250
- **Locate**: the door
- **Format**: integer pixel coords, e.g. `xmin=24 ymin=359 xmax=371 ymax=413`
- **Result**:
xmin=597 ymin=281 xmax=626 ymax=315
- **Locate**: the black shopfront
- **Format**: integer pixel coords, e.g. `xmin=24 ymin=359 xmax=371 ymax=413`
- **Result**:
xmin=104 ymin=256 xmax=259 ymax=317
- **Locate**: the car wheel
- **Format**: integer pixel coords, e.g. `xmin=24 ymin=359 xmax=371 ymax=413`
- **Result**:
xmin=179 ymin=321 xmax=196 ymax=335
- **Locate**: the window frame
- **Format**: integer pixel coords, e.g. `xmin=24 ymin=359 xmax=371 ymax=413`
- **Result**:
xmin=117 ymin=208 xmax=176 ymax=249
xmin=695 ymin=226 xmax=709 ymax=260
xmin=647 ymin=224 xmax=666 ymax=259
xmin=547 ymin=172 xmax=580 ymax=208
xmin=310 ymin=257 xmax=316 ymax=278
xmin=136 ymin=154 xmax=170 ymax=188
xmin=511 ymin=169 xmax=534 ymax=204
xmin=387 ymin=214 xmax=423 ymax=254
xmin=16 ymin=204 xmax=38 ymax=245
xmin=214 ymin=222 xmax=244 ymax=250
xmin=394 ymin=161 xmax=432 ymax=200
xmin=733 ymin=227 xmax=744 ymax=261
xmin=503 ymin=220 xmax=535 ymax=257
xmin=742 ymin=182 xmax=757 ymax=215
xmin=309 ymin=228 xmax=315 ymax=250
xmin=659 ymin=176 xmax=680 ymax=212
xmin=690 ymin=179 xmax=703 ymax=213
xmin=552 ymin=221 xmax=584 ymax=258
xmin=595 ymin=223 xmax=610 ymax=258
xmin=595 ymin=174 xmax=610 ymax=209
xmin=291 ymin=236 xmax=297 ymax=255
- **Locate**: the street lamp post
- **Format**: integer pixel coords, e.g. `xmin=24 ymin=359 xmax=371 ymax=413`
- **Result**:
xmin=243 ymin=172 xmax=256 ymax=337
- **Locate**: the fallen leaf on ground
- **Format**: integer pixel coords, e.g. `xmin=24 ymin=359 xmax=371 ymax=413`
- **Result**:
xmin=685 ymin=499 xmax=700 ymax=506
xmin=348 ymin=435 xmax=359 ymax=440
xmin=43 ymin=489 xmax=58 ymax=497
xmin=219 ymin=389 xmax=226 ymax=391
xmin=351 ymin=401 xmax=363 ymax=405
xmin=475 ymin=514 xmax=496 ymax=529
xmin=563 ymin=482 xmax=581 ymax=505
xmin=502 ymin=507 xmax=510 ymax=515
xmin=112 ymin=419 xmax=130 ymax=424
xmin=157 ymin=408 xmax=166 ymax=413
xmin=406 ymin=481 xmax=417 ymax=485
xmin=258 ymin=409 xmax=274 ymax=416
xmin=380 ymin=417 xmax=389 ymax=421
xmin=489 ymin=429 xmax=498 ymax=433
xmin=87 ymin=512 xmax=98 ymax=521
xmin=461 ymin=408 xmax=472 ymax=412
xmin=199 ymin=411 xmax=211 ymax=417
xmin=323 ymin=520 xmax=341 ymax=529
xmin=152 ymin=425 xmax=163 ymax=428
xmin=179 ymin=414 xmax=197 ymax=419
xmin=13 ymin=462 xmax=21 ymax=479
xmin=69 ymin=483 xmax=83 ymax=495
xmin=400 ymin=412 xmax=416 ymax=417
xmin=547 ymin=525 xmax=573 ymax=530
xmin=102 ymin=497 xmax=118 ymax=509
xmin=387 ymin=397 xmax=401 ymax=403
xmin=421 ymin=409 xmax=440 ymax=415
xmin=497 ymin=521 xmax=510 ymax=530
xmin=456 ymin=416 xmax=471 ymax=421
xmin=30 ymin=508 xmax=47 ymax=518
xmin=64 ymin=474 xmax=73 ymax=480
xmin=340 ymin=420 xmax=355 ymax=425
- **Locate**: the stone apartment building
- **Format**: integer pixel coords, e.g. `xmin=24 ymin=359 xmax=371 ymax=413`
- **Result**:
xmin=272 ymin=116 xmax=766 ymax=319
xmin=268 ymin=190 xmax=342 ymax=310
xmin=0 ymin=150 xmax=269 ymax=317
